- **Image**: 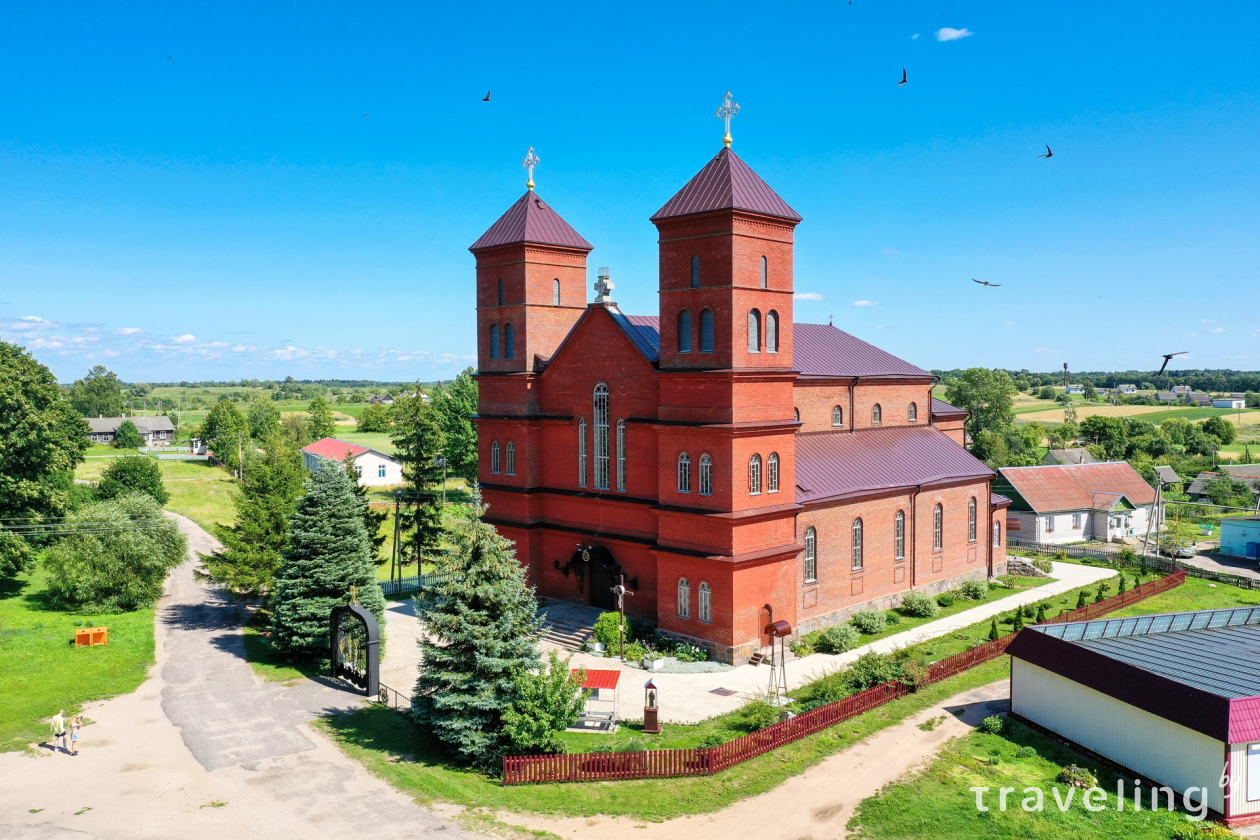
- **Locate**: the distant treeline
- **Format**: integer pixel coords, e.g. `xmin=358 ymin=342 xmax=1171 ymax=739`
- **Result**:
xmin=931 ymin=368 xmax=1260 ymax=393
xmin=141 ymin=377 xmax=444 ymax=390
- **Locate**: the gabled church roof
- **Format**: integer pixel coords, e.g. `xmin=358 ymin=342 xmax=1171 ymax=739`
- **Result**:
xmin=650 ymin=148 xmax=802 ymax=223
xmin=469 ymin=192 xmax=593 ymax=252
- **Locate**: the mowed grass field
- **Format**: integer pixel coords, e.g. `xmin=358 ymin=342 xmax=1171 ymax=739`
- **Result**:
xmin=74 ymin=456 xmax=240 ymax=531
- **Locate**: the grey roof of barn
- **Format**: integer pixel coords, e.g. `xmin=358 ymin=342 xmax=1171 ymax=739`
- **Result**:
xmin=1043 ymin=448 xmax=1098 ymax=465
xmin=86 ymin=416 xmax=175 ymax=434
xmin=1155 ymin=465 xmax=1181 ymax=485
xmin=469 ymin=191 xmax=593 ymax=252
xmin=1186 ymin=471 xmax=1260 ymax=497
xmin=650 ymin=148 xmax=801 ymax=223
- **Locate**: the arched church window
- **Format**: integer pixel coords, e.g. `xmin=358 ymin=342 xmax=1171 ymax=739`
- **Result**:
xmin=616 ymin=420 xmax=626 ymax=492
xmin=691 ymin=255 xmax=700 ymax=289
xmin=832 ymin=405 xmax=843 ymax=427
xmin=908 ymin=402 xmax=918 ymax=422
xmin=698 ymin=582 xmax=712 ymax=622
xmin=489 ymin=324 xmax=499 ymax=359
xmin=804 ymin=527 xmax=817 ymax=582
xmin=698 ymin=454 xmax=712 ymax=495
xmin=934 ymin=503 xmax=943 ymax=550
xmin=553 ymin=278 xmax=560 ymax=305
xmin=490 ymin=440 xmax=500 ymax=474
xmin=700 ymin=309 xmax=715 ymax=353
xmin=895 ymin=511 xmax=905 ymax=560
xmin=760 ymin=256 xmax=768 ymax=289
xmin=578 ymin=419 xmax=587 ymax=487
xmin=505 ymin=441 xmax=515 ymax=475
xmin=748 ymin=309 xmax=761 ymax=353
xmin=968 ymin=497 xmax=977 ymax=542
xmin=677 ymin=452 xmax=691 ymax=493
xmin=677 ymin=578 xmax=691 ymax=618
xmin=678 ymin=310 xmax=692 ymax=354
xmin=749 ymin=454 xmax=762 ymax=495
xmin=504 ymin=323 xmax=515 ymax=359
xmin=872 ymin=403 xmax=882 ymax=424
xmin=852 ymin=518 xmax=864 ymax=570
xmin=593 ymin=384 xmax=610 ymax=490
xmin=766 ymin=311 xmax=778 ymax=353
xmin=767 ymin=453 xmax=780 ymax=493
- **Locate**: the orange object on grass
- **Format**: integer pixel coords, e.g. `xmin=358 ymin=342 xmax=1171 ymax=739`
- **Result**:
xmin=74 ymin=627 xmax=108 ymax=647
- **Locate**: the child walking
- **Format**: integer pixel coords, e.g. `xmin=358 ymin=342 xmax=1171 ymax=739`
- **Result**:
xmin=69 ymin=716 xmax=81 ymax=755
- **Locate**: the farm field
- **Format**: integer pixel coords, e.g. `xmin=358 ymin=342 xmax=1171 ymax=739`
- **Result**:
xmin=333 ymin=431 xmax=398 ymax=454
xmin=1017 ymin=404 xmax=1260 ymax=425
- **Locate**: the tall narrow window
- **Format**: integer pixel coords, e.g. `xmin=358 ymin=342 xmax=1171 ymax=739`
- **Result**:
xmin=593 ymin=384 xmax=610 ymax=490
xmin=497 ymin=279 xmax=504 ymax=306
xmin=872 ymin=403 xmax=882 ymax=424
xmin=968 ymin=497 xmax=977 ymax=542
xmin=698 ymin=582 xmax=712 ymax=622
xmin=767 ymin=452 xmax=780 ymax=493
xmin=760 ymin=255 xmax=768 ymax=289
xmin=490 ymin=440 xmax=501 ymax=474
xmin=677 ymin=452 xmax=691 ymax=493
xmin=804 ymin=527 xmax=817 ymax=582
xmin=1044 ymin=515 xmax=1054 ymax=533
xmin=852 ymin=518 xmax=864 ymax=570
xmin=698 ymin=454 xmax=712 ymax=495
xmin=934 ymin=504 xmax=943 ymax=550
xmin=700 ymin=309 xmax=714 ymax=353
xmin=691 ymin=255 xmax=700 ymax=289
xmin=832 ymin=405 xmax=844 ymax=427
xmin=895 ymin=511 xmax=905 ymax=560
xmin=993 ymin=520 xmax=1001 ymax=547
xmin=504 ymin=322 xmax=515 ymax=359
xmin=794 ymin=407 xmax=800 ymax=421
xmin=553 ymin=278 xmax=561 ymax=305
xmin=578 ymin=419 xmax=587 ymax=487
xmin=677 ymin=309 xmax=692 ymax=353
xmin=748 ymin=309 xmax=761 ymax=353
xmin=616 ymin=420 xmax=626 ymax=492
xmin=766 ymin=311 xmax=778 ymax=353
xmin=678 ymin=578 xmax=691 ymax=618
xmin=749 ymin=454 xmax=762 ymax=495
xmin=506 ymin=442 xmax=516 ymax=475
xmin=489 ymin=324 xmax=499 ymax=359
xmin=908 ymin=402 xmax=918 ymax=422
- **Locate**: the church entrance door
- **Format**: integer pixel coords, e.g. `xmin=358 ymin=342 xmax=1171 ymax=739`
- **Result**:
xmin=587 ymin=547 xmax=621 ymax=611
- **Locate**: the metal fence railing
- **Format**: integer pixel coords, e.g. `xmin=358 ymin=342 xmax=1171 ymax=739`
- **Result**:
xmin=1008 ymin=537 xmax=1260 ymax=591
xmin=502 ymin=570 xmax=1185 ymax=785
xmin=375 ymin=682 xmax=416 ymax=713
xmin=378 ymin=573 xmax=447 ymax=599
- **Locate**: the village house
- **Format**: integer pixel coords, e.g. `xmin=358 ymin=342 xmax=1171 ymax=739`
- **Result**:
xmin=300 ymin=437 xmax=402 ymax=487
xmin=1065 ymin=383 xmax=1085 ymax=395
xmin=994 ymin=461 xmax=1159 ymax=544
xmin=1042 ymin=448 xmax=1098 ymax=466
xmin=86 ymin=416 xmax=176 ymax=446
xmin=470 ymin=126 xmax=1008 ymax=663
xmin=1119 ymin=383 xmax=1137 ymax=394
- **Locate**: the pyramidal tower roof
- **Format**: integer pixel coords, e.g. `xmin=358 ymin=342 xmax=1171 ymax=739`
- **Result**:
xmin=469 ymin=192 xmax=593 ymax=252
xmin=650 ymin=147 xmax=801 ymax=223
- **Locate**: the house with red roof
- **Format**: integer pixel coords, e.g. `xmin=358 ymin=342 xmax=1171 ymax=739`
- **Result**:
xmin=470 ymin=119 xmax=1008 ymax=663
xmin=300 ymin=437 xmax=402 ymax=487
xmin=994 ymin=461 xmax=1159 ymax=545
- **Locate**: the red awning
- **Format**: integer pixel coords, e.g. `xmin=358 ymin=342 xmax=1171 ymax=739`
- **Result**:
xmin=573 ymin=669 xmax=620 ymax=691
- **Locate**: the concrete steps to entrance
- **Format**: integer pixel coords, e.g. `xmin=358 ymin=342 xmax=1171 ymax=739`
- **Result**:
xmin=538 ymin=601 xmax=603 ymax=651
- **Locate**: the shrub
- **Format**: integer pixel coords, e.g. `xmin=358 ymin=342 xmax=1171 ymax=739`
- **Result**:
xmin=1115 ymin=547 xmax=1138 ymax=567
xmin=698 ymin=733 xmax=725 ymax=749
xmin=112 ymin=420 xmax=144 ymax=450
xmin=97 ymin=454 xmax=169 ymax=505
xmin=844 ymin=651 xmax=904 ymax=692
xmin=789 ymin=638 xmax=814 ymax=657
xmin=1031 ymin=557 xmax=1053 ymax=574
xmin=849 ymin=609 xmax=887 ymax=635
xmin=500 ymin=652 xmax=589 ymax=755
xmin=1057 ymin=764 xmax=1097 ymax=788
xmin=1016 ymin=746 xmax=1037 ymax=758
xmin=593 ymin=611 xmax=629 ymax=649
xmin=979 ymin=715 xmax=1004 ymax=734
xmin=1021 ymin=603 xmax=1036 ymax=619
xmin=1075 ymin=590 xmax=1088 ymax=609
xmin=623 ymin=642 xmax=649 ymax=662
xmin=959 ymin=579 xmax=989 ymax=600
xmin=740 ymin=697 xmax=780 ymax=732
xmin=900 ymin=591 xmax=939 ymax=618
xmin=936 ymin=591 xmax=956 ymax=608
xmin=816 ymin=623 xmax=860 ymax=654
xmin=670 ymin=641 xmax=708 ymax=663
xmin=987 ymin=618 xmax=1000 ymax=641
xmin=1035 ymin=603 xmax=1048 ymax=623
xmin=618 ymin=737 xmax=647 ymax=752
xmin=883 ymin=611 xmax=901 ymax=626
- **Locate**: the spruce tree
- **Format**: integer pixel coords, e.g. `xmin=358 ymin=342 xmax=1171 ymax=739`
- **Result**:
xmin=270 ymin=461 xmax=385 ymax=661
xmin=1035 ymin=602 xmax=1047 ymax=623
xmin=413 ymin=493 xmax=542 ymax=767
xmin=1075 ymin=589 xmax=1088 ymax=610
xmin=988 ymin=618 xmax=1000 ymax=641
xmin=1013 ymin=611 xmax=1025 ymax=632
xmin=391 ymin=392 xmax=445 ymax=570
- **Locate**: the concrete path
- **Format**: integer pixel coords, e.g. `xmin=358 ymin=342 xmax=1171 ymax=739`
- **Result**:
xmin=1182 ymin=550 xmax=1260 ymax=582
xmin=0 ymin=512 xmax=471 ymax=840
xmin=381 ymin=561 xmax=1114 ymax=724
xmin=495 ymin=679 xmax=1012 ymax=840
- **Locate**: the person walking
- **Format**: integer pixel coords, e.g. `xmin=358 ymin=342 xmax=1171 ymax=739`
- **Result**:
xmin=69 ymin=716 xmax=81 ymax=756
xmin=50 ymin=709 xmax=66 ymax=753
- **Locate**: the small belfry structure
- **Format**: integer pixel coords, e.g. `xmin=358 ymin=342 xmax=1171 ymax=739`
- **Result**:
xmin=471 ymin=93 xmax=1007 ymax=663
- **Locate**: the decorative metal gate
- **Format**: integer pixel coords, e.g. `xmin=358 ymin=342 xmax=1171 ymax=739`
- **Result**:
xmin=330 ymin=603 xmax=380 ymax=697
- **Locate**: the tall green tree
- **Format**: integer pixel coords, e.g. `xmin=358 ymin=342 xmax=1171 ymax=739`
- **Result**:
xmin=196 ymin=433 xmax=307 ymax=597
xmin=1080 ymin=415 xmax=1128 ymax=460
xmin=500 ymin=652 xmax=588 ymax=755
xmin=69 ymin=365 xmax=125 ymax=418
xmin=308 ymin=395 xmax=336 ymax=441
xmin=112 ymin=419 xmax=144 ymax=449
xmin=247 ymin=395 xmax=281 ymax=440
xmin=1202 ymin=416 xmax=1237 ymax=445
xmin=201 ymin=398 xmax=249 ymax=473
xmin=98 ymin=455 xmax=169 ymax=505
xmin=343 ymin=454 xmax=388 ymax=563
xmin=413 ymin=494 xmax=542 ymax=767
xmin=356 ymin=402 xmax=393 ymax=433
xmin=0 ymin=341 xmax=90 ymax=576
xmin=270 ymin=461 xmax=385 ymax=661
xmin=391 ymin=393 xmax=446 ymax=569
xmin=942 ymin=368 xmax=1017 ymax=441
xmin=432 ymin=368 xmax=479 ymax=483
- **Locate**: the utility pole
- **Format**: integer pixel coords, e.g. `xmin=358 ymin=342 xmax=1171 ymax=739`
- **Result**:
xmin=391 ymin=491 xmax=402 ymax=585
xmin=237 ymin=431 xmax=243 ymax=481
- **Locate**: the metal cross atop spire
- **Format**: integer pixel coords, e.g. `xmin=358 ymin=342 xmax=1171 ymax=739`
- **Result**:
xmin=594 ymin=267 xmax=615 ymax=304
xmin=716 ymin=91 xmax=740 ymax=148
xmin=522 ymin=146 xmax=539 ymax=191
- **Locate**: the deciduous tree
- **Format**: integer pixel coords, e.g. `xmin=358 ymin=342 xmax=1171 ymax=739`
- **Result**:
xmin=1202 ymin=416 xmax=1237 ymax=445
xmin=355 ymin=403 xmax=393 ymax=433
xmin=112 ymin=420 xmax=144 ymax=449
xmin=501 ymin=652 xmax=588 ymax=755
xmin=98 ymin=455 xmax=169 ymax=505
xmin=201 ymin=398 xmax=249 ymax=473
xmin=247 ymin=395 xmax=281 ymax=440
xmin=69 ymin=365 xmax=124 ymax=418
xmin=943 ymin=368 xmax=1017 ymax=441
xmin=308 ymin=395 xmax=336 ymax=441
xmin=432 ymin=368 xmax=479 ymax=484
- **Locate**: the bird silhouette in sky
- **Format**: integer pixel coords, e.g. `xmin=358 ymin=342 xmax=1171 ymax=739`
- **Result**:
xmin=482 ymin=90 xmax=491 ymax=102
xmin=972 ymin=279 xmax=1001 ymax=287
xmin=898 ymin=68 xmax=907 ymax=87
xmin=1157 ymin=352 xmax=1188 ymax=375
xmin=165 ymin=52 xmax=174 ymax=63
xmin=1039 ymin=145 xmax=1054 ymax=158
xmin=362 ymin=114 xmax=369 ymax=117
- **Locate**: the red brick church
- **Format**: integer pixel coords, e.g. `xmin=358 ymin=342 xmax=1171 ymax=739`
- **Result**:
xmin=470 ymin=117 xmax=1009 ymax=663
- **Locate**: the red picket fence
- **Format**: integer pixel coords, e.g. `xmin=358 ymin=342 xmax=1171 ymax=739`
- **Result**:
xmin=502 ymin=571 xmax=1185 ymax=785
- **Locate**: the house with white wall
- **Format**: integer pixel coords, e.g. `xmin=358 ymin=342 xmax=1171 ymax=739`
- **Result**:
xmin=300 ymin=437 xmax=403 ymax=487
xmin=995 ymin=461 xmax=1158 ymax=544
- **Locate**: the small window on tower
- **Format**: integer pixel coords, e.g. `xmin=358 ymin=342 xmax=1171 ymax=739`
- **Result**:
xmin=506 ymin=442 xmax=516 ymax=476
xmin=872 ymin=404 xmax=882 ymax=424
xmin=491 ymin=440 xmax=501 ymax=474
xmin=794 ymin=407 xmax=800 ymax=422
xmin=497 ymin=279 xmax=504 ymax=306
xmin=767 ymin=453 xmax=780 ymax=493
xmin=678 ymin=310 xmax=692 ymax=354
xmin=553 ymin=278 xmax=560 ymax=305
xmin=504 ymin=323 xmax=515 ymax=359
xmin=700 ymin=309 xmax=715 ymax=353
xmin=766 ymin=311 xmax=778 ymax=353
xmin=748 ymin=309 xmax=761 ymax=353
xmin=698 ymin=454 xmax=712 ymax=495
xmin=760 ymin=256 xmax=768 ymax=289
xmin=691 ymin=255 xmax=700 ymax=289
xmin=677 ymin=452 xmax=691 ymax=493
xmin=908 ymin=402 xmax=918 ymax=422
xmin=489 ymin=324 xmax=499 ymax=359
xmin=832 ymin=406 xmax=843 ymax=427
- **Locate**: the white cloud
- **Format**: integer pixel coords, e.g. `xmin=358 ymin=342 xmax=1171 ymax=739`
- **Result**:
xmin=794 ymin=292 xmax=825 ymax=301
xmin=1003 ymin=321 xmax=1016 ymax=326
xmin=1211 ymin=327 xmax=1225 ymax=333
xmin=171 ymin=334 xmax=196 ymax=344
xmin=1034 ymin=347 xmax=1053 ymax=353
xmin=850 ymin=300 xmax=879 ymax=307
xmin=936 ymin=27 xmax=973 ymax=41
xmin=26 ymin=337 xmax=65 ymax=349
xmin=882 ymin=248 xmax=899 ymax=255
xmin=0 ymin=315 xmax=60 ymax=331
xmin=1183 ymin=333 xmax=1199 ymax=338
xmin=874 ymin=325 xmax=885 ymax=329
xmin=911 ymin=33 xmax=920 ymax=40
xmin=114 ymin=327 xmax=142 ymax=335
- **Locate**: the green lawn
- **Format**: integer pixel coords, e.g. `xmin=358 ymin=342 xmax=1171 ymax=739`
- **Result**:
xmin=848 ymin=716 xmax=1202 ymax=839
xmin=0 ymin=568 xmax=156 ymax=752
xmin=1105 ymin=575 xmax=1260 ymax=616
xmin=317 ymin=658 xmax=1009 ymax=822
xmin=332 ymin=431 xmax=398 ymax=454
xmin=163 ymin=479 xmax=240 ymax=531
xmin=75 ymin=456 xmax=233 ymax=483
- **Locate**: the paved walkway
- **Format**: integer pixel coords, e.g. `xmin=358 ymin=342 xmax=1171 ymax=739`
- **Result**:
xmin=381 ymin=561 xmax=1115 ymax=724
xmin=0 ymin=512 xmax=470 ymax=840
xmin=1182 ymin=549 xmax=1260 ymax=582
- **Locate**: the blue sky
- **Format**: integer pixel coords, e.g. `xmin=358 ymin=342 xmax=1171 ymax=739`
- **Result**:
xmin=2 ymin=1 xmax=1258 ymax=383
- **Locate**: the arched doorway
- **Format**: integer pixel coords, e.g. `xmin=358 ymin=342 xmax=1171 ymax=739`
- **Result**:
xmin=759 ymin=604 xmax=773 ymax=648
xmin=573 ymin=546 xmax=621 ymax=610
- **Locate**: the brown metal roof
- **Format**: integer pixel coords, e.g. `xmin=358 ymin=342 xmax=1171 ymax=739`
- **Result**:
xmin=793 ymin=323 xmax=932 ymax=379
xmin=991 ymin=493 xmax=1011 ymax=507
xmin=930 ymin=397 xmax=967 ymax=417
xmin=469 ymin=191 xmax=593 ymax=252
xmin=650 ymin=148 xmax=801 ymax=223
xmin=795 ymin=426 xmax=993 ymax=505
xmin=997 ymin=462 xmax=1156 ymax=513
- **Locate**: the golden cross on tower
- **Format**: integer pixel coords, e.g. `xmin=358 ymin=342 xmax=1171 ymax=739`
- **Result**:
xmin=716 ymin=91 xmax=740 ymax=148
xmin=522 ymin=146 xmax=540 ymax=191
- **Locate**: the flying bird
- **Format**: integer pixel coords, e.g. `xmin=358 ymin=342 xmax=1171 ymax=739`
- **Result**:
xmin=1038 ymin=145 xmax=1053 ymax=158
xmin=897 ymin=68 xmax=907 ymax=87
xmin=165 ymin=52 xmax=174 ymax=63
xmin=481 ymin=90 xmax=491 ymax=102
xmin=1157 ymin=351 xmax=1188 ymax=375
xmin=362 ymin=114 xmax=369 ymax=117
xmin=972 ymin=278 xmax=1001 ymax=287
